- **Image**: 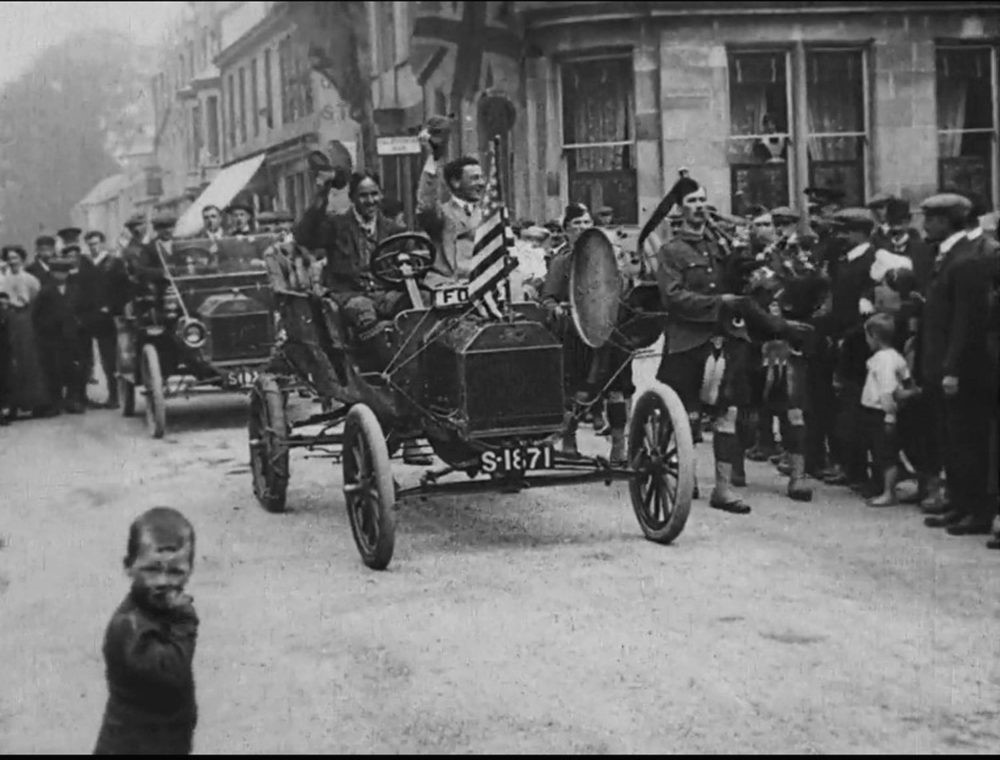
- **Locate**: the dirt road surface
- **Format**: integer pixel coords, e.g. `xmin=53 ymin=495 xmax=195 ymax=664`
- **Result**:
xmin=2 ymin=352 xmax=998 ymax=754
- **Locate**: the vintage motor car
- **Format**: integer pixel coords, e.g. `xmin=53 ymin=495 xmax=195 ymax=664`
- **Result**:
xmin=116 ymin=233 xmax=280 ymax=438
xmin=249 ymin=229 xmax=695 ymax=571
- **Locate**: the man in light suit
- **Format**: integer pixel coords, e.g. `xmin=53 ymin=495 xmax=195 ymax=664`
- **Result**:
xmin=415 ymin=121 xmax=487 ymax=289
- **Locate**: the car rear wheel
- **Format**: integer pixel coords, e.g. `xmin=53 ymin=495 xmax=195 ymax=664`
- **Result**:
xmin=141 ymin=344 xmax=166 ymax=439
xmin=343 ymin=404 xmax=396 ymax=570
xmin=249 ymin=374 xmax=290 ymax=513
xmin=627 ymin=382 xmax=694 ymax=544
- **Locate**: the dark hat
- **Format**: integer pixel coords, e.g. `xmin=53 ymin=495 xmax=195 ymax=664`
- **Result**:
xmin=865 ymin=192 xmax=895 ymax=210
xmin=770 ymin=206 xmax=800 ymax=222
xmin=667 ymin=170 xmax=702 ymax=206
xmin=596 ymin=205 xmax=614 ymax=215
xmin=805 ymin=186 xmax=846 ymax=202
xmin=271 ymin=209 xmax=294 ymax=223
xmin=35 ymin=235 xmax=56 ymax=248
xmin=920 ymin=193 xmax=972 ymax=217
xmin=831 ymin=207 xmax=875 ymax=231
xmin=884 ymin=198 xmax=912 ymax=225
xmin=256 ymin=211 xmax=278 ymax=224
xmin=225 ymin=200 xmax=254 ymax=215
xmin=124 ymin=212 xmax=146 ymax=229
xmin=744 ymin=204 xmax=768 ymax=219
xmin=152 ymin=213 xmax=178 ymax=229
xmin=60 ymin=243 xmax=82 ymax=255
xmin=56 ymin=227 xmax=83 ymax=244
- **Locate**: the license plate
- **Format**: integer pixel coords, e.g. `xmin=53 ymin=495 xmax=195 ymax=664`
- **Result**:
xmin=480 ymin=445 xmax=554 ymax=474
xmin=433 ymin=285 xmax=470 ymax=309
xmin=229 ymin=369 xmax=258 ymax=388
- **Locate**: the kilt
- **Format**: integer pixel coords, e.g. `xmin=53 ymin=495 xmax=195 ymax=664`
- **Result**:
xmin=656 ymin=337 xmax=754 ymax=413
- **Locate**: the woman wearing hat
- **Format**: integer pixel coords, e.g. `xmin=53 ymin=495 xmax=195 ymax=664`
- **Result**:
xmin=0 ymin=245 xmax=52 ymax=418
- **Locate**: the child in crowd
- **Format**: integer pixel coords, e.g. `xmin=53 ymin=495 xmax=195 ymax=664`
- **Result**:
xmin=860 ymin=313 xmax=912 ymax=507
xmin=94 ymin=508 xmax=199 ymax=755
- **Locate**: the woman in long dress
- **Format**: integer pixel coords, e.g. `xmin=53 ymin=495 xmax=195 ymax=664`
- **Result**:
xmin=0 ymin=246 xmax=52 ymax=418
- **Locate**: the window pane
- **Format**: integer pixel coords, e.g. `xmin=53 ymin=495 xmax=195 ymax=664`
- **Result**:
xmin=808 ymin=137 xmax=866 ymax=207
xmin=729 ymin=52 xmax=789 ymax=136
xmin=562 ymin=58 xmax=637 ymax=223
xmin=938 ymin=133 xmax=993 ymax=205
xmin=806 ymin=50 xmax=864 ymax=134
xmin=561 ymin=58 xmax=633 ymax=146
xmin=731 ymin=164 xmax=790 ymax=215
xmin=936 ymin=48 xmax=994 ymax=131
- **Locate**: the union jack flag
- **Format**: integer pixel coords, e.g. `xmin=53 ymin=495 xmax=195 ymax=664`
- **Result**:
xmin=468 ymin=138 xmax=517 ymax=318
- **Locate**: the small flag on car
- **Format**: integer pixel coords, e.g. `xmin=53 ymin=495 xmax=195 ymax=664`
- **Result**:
xmin=467 ymin=136 xmax=517 ymax=319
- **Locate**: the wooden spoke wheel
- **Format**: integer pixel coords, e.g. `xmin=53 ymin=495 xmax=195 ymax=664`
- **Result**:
xmin=141 ymin=344 xmax=166 ymax=439
xmin=343 ymin=404 xmax=396 ymax=570
xmin=249 ymin=374 xmax=290 ymax=513
xmin=627 ymin=382 xmax=694 ymax=544
xmin=118 ymin=374 xmax=135 ymax=417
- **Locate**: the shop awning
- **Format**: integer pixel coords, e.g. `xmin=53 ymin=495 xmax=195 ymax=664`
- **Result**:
xmin=174 ymin=153 xmax=267 ymax=238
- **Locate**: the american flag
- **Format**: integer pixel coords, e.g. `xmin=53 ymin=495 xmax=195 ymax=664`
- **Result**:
xmin=467 ymin=138 xmax=517 ymax=318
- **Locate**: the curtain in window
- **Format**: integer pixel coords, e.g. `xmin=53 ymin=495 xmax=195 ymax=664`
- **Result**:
xmin=806 ymin=53 xmax=862 ymax=161
xmin=564 ymin=60 xmax=632 ymax=172
xmin=937 ymin=78 xmax=969 ymax=158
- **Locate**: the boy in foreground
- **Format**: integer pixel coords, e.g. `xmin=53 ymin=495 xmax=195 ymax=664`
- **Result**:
xmin=94 ymin=508 xmax=199 ymax=755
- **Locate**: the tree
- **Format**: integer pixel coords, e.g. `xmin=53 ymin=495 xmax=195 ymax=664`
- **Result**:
xmin=0 ymin=30 xmax=155 ymax=243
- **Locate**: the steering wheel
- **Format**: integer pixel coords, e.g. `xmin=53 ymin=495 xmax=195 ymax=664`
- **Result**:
xmin=370 ymin=232 xmax=436 ymax=285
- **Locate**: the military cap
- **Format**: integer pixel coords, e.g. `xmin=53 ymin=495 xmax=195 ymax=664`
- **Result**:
xmin=865 ymin=192 xmax=895 ymax=209
xmin=769 ymin=206 xmax=800 ymax=222
xmin=35 ymin=235 xmax=56 ymax=248
xmin=152 ymin=213 xmax=178 ymax=229
xmin=56 ymin=227 xmax=83 ymax=245
xmin=521 ymin=225 xmax=551 ymax=242
xmin=831 ymin=207 xmax=875 ymax=230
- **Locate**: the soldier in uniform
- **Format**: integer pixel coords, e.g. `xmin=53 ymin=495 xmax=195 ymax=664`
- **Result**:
xmin=649 ymin=173 xmax=811 ymax=514
xmin=919 ymin=194 xmax=995 ymax=536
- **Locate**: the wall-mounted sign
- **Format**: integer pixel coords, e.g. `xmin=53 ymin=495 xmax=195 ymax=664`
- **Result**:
xmin=376 ymin=136 xmax=421 ymax=156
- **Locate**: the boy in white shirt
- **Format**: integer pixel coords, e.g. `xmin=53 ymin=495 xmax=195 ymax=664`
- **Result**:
xmin=860 ymin=313 xmax=912 ymax=506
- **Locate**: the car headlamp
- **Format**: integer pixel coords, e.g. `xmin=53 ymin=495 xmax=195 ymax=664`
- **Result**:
xmin=177 ymin=317 xmax=207 ymax=348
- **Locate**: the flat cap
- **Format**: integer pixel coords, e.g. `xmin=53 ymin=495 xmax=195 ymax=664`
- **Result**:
xmin=596 ymin=205 xmax=614 ymax=215
xmin=124 ymin=212 xmax=146 ymax=228
xmin=35 ymin=235 xmax=56 ymax=247
xmin=256 ymin=211 xmax=278 ymax=224
xmin=270 ymin=209 xmax=294 ymax=223
xmin=152 ymin=213 xmax=178 ymax=228
xmin=884 ymin=198 xmax=912 ymax=225
xmin=49 ymin=257 xmax=76 ymax=272
xmin=769 ymin=206 xmax=800 ymax=221
xmin=831 ymin=207 xmax=875 ymax=230
xmin=865 ymin=192 xmax=895 ymax=209
xmin=919 ymin=193 xmax=972 ymax=214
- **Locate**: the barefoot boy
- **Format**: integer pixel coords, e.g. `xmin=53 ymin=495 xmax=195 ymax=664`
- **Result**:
xmin=94 ymin=508 xmax=199 ymax=755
